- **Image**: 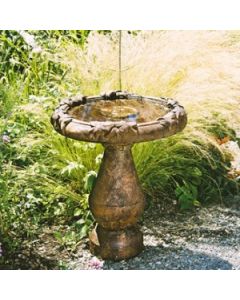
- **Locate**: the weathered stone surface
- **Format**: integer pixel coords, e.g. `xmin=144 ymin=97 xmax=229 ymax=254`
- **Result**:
xmin=51 ymin=91 xmax=187 ymax=145
xmin=51 ymin=91 xmax=187 ymax=260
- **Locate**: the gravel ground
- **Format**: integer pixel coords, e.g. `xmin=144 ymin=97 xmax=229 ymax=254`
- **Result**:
xmin=68 ymin=203 xmax=240 ymax=270
xmin=2 ymin=202 xmax=239 ymax=270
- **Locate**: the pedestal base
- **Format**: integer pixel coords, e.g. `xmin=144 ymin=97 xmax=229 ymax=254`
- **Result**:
xmin=89 ymin=225 xmax=144 ymax=261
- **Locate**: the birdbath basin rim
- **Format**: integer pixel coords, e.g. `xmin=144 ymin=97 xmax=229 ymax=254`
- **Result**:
xmin=51 ymin=91 xmax=187 ymax=144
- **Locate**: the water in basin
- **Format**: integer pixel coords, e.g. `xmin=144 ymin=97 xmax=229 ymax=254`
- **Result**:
xmin=68 ymin=99 xmax=169 ymax=123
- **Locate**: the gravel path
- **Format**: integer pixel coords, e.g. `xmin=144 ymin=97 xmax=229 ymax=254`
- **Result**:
xmin=68 ymin=204 xmax=240 ymax=270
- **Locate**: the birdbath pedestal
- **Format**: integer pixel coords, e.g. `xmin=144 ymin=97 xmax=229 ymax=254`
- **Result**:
xmin=51 ymin=91 xmax=187 ymax=261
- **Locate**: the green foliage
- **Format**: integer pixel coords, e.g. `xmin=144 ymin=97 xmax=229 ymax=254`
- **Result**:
xmin=0 ymin=91 xmax=102 ymax=258
xmin=30 ymin=30 xmax=91 ymax=47
xmin=175 ymin=182 xmax=200 ymax=210
xmin=0 ymin=81 xmax=20 ymax=117
xmin=84 ymin=171 xmax=98 ymax=193
xmin=0 ymin=30 xmax=66 ymax=96
xmin=133 ymin=132 xmax=237 ymax=208
xmin=197 ymin=112 xmax=236 ymax=140
xmin=0 ymin=30 xmax=29 ymax=79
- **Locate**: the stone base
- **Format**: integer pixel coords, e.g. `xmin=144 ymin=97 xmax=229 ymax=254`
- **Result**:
xmin=89 ymin=225 xmax=144 ymax=261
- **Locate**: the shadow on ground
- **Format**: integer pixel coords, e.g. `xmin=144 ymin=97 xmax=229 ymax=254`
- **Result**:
xmin=0 ymin=251 xmax=59 ymax=270
xmin=103 ymin=245 xmax=233 ymax=270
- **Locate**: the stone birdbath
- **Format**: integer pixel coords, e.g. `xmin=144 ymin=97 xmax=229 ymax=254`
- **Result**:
xmin=51 ymin=91 xmax=187 ymax=261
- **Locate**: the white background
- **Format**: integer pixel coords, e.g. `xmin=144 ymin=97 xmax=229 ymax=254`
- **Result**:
xmin=1 ymin=0 xmax=240 ymax=29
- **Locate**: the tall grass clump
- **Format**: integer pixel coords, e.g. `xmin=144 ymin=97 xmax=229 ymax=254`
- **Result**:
xmin=53 ymin=30 xmax=240 ymax=207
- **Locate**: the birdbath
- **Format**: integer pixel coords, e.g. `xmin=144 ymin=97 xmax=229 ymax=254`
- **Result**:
xmin=51 ymin=91 xmax=187 ymax=260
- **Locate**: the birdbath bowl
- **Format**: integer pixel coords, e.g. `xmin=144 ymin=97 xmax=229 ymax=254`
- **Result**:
xmin=51 ymin=91 xmax=187 ymax=260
